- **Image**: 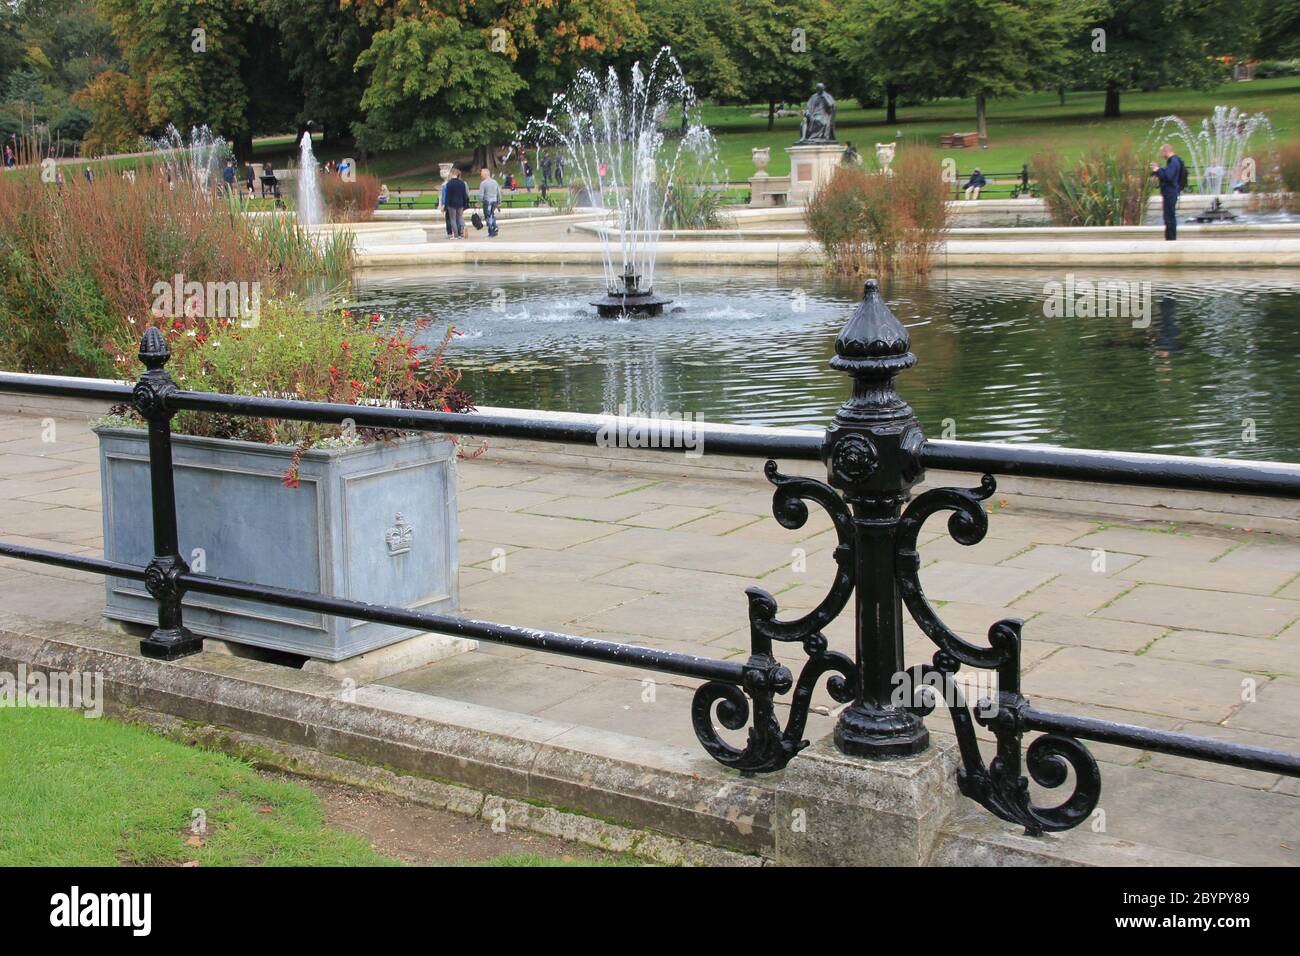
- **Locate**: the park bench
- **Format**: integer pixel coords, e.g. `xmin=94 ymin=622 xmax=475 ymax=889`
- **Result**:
xmin=498 ymin=192 xmax=546 ymax=208
xmin=381 ymin=187 xmax=417 ymax=210
xmin=951 ymin=168 xmax=1037 ymax=200
xmin=259 ymin=173 xmax=280 ymax=199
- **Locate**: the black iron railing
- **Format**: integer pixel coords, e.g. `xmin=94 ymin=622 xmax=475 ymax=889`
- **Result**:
xmin=1 ymin=279 xmax=1298 ymax=837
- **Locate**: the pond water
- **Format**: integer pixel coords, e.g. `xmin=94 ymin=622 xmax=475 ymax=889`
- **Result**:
xmin=349 ymin=265 xmax=1300 ymax=463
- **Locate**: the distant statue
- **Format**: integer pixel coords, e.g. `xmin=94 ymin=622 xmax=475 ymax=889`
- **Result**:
xmin=798 ymin=84 xmax=837 ymax=144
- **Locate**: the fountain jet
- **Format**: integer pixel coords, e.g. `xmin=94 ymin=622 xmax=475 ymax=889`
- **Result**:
xmin=525 ymin=49 xmax=718 ymax=317
xmin=297 ymin=131 xmax=325 ymax=226
xmin=1147 ymin=106 xmax=1272 ymax=223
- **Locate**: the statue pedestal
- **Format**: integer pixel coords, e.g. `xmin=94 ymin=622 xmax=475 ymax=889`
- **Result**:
xmin=786 ymin=143 xmax=844 ymax=205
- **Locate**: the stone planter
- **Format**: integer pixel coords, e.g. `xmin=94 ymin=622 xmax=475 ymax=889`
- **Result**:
xmin=439 ymin=162 xmax=455 ymax=180
xmin=96 ymin=428 xmax=458 ymax=661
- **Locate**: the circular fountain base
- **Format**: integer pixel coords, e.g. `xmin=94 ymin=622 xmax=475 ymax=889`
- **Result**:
xmin=1191 ymin=207 xmax=1239 ymax=224
xmin=591 ymin=289 xmax=674 ymax=318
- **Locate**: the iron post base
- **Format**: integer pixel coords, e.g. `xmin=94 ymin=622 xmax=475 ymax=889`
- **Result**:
xmin=833 ymin=704 xmax=931 ymax=758
xmin=140 ymin=626 xmax=203 ymax=660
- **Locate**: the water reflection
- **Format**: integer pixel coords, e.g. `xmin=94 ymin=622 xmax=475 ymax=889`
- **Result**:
xmin=349 ymin=265 xmax=1300 ymax=462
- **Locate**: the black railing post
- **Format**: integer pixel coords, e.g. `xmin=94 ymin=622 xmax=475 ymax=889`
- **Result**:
xmin=824 ymin=280 xmax=929 ymax=758
xmin=132 ymin=328 xmax=202 ymax=660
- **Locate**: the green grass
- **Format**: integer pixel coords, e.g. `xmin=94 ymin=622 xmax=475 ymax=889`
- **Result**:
xmin=0 ymin=706 xmax=396 ymax=866
xmin=322 ymin=77 xmax=1300 ymax=190
xmin=51 ymin=76 xmax=1300 ymax=193
xmin=697 ymin=77 xmax=1300 ymax=182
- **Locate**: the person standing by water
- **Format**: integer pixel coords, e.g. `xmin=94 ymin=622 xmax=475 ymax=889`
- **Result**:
xmin=554 ymin=153 xmax=564 ymax=186
xmin=479 ymin=167 xmax=501 ymax=238
xmin=539 ymin=152 xmax=551 ymax=200
xmin=522 ymin=156 xmax=534 ymax=192
xmin=1150 ymin=144 xmax=1187 ymax=241
xmin=443 ymin=167 xmax=469 ymax=238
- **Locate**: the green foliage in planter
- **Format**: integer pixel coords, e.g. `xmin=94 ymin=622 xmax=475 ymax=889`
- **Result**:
xmin=106 ymin=299 xmax=474 ymax=483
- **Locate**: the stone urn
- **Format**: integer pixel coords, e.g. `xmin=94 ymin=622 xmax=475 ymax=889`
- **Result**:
xmin=752 ymin=147 xmax=771 ymax=177
xmin=875 ymin=142 xmax=896 ymax=175
xmin=439 ymin=162 xmax=455 ymax=180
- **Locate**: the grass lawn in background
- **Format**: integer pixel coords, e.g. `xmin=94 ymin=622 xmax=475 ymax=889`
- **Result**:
xmin=59 ymin=77 xmax=1300 ymax=196
xmin=284 ymin=77 xmax=1300 ymax=190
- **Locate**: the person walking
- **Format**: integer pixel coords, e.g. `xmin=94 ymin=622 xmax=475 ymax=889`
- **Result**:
xmin=539 ymin=152 xmax=551 ymax=200
xmin=522 ymin=156 xmax=533 ymax=192
xmin=222 ymin=159 xmax=236 ymax=195
xmin=440 ymin=176 xmax=452 ymax=236
xmin=554 ymin=153 xmax=564 ymax=186
xmin=479 ymin=167 xmax=501 ymax=238
xmin=244 ymin=161 xmax=256 ymax=197
xmin=443 ymin=167 xmax=469 ymax=238
xmin=1150 ymin=144 xmax=1187 ymax=241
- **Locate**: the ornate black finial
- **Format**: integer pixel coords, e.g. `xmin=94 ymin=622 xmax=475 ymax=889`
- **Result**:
xmin=138 ymin=327 xmax=171 ymax=370
xmin=832 ymin=280 xmax=914 ymax=372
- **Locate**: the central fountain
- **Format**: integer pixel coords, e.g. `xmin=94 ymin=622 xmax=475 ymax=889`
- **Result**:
xmin=151 ymin=124 xmax=228 ymax=193
xmin=297 ymin=130 xmax=325 ymax=226
xmin=528 ymin=50 xmax=716 ymax=317
xmin=1148 ymin=106 xmax=1272 ymax=223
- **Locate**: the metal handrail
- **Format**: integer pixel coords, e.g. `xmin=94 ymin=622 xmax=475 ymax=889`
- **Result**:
xmin=1 ymin=371 xmax=1297 ymax=498
xmin=1 ymin=287 xmax=1297 ymax=838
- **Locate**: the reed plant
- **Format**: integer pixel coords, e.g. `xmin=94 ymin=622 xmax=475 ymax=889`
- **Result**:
xmin=320 ymin=174 xmax=382 ymax=222
xmin=805 ymin=150 xmax=951 ymax=276
xmin=1033 ymin=143 xmax=1152 ymax=226
xmin=0 ymin=173 xmax=354 ymax=376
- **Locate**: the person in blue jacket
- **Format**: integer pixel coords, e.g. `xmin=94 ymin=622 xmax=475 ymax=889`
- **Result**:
xmin=962 ymin=168 xmax=987 ymax=200
xmin=440 ymin=177 xmax=451 ymax=237
xmin=1150 ymin=144 xmax=1186 ymax=241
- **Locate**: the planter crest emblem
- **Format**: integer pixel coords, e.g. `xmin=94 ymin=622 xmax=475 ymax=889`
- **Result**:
xmin=385 ymin=513 xmax=414 ymax=555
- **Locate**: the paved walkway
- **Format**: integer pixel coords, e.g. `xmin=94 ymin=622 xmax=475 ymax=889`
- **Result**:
xmin=1 ymin=412 xmax=1297 ymax=864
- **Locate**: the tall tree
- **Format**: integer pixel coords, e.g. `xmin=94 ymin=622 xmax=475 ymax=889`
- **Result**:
xmin=96 ymin=0 xmax=253 ymax=134
xmin=830 ymin=0 xmax=946 ymax=126
xmin=635 ymin=0 xmax=742 ymax=108
xmin=861 ymin=0 xmax=1086 ymax=145
xmin=258 ymin=0 xmax=371 ymax=146
xmin=349 ymin=0 xmax=642 ymax=165
xmin=729 ymin=0 xmax=834 ymax=131
xmin=1079 ymin=0 xmax=1243 ymax=118
xmin=1257 ymin=0 xmax=1300 ymax=58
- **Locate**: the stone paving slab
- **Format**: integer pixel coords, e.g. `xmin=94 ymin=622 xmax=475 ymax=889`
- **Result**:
xmin=0 ymin=412 xmax=1297 ymax=864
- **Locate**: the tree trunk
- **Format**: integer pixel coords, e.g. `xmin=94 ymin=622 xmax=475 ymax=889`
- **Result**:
xmin=1104 ymin=83 xmax=1121 ymax=118
xmin=681 ymin=92 xmax=689 ymax=131
xmin=768 ymin=98 xmax=776 ymax=132
xmin=885 ymin=85 xmax=898 ymax=125
xmin=472 ymin=144 xmax=496 ymax=174
xmin=233 ymin=131 xmax=253 ymax=164
xmin=975 ymin=92 xmax=988 ymax=147
xmin=1058 ymin=86 xmax=1066 ymax=106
